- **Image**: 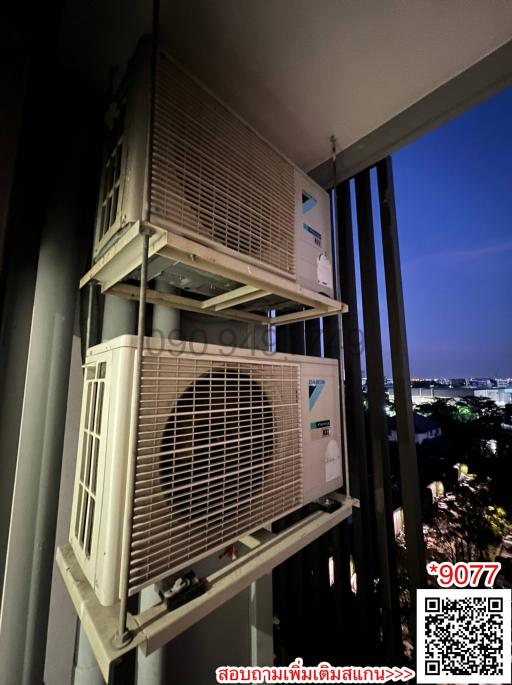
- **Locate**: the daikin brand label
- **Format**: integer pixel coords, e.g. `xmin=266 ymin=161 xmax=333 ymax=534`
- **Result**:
xmin=308 ymin=379 xmax=325 ymax=410
xmin=302 ymin=191 xmax=318 ymax=214
xmin=303 ymin=223 xmax=322 ymax=247
xmin=310 ymin=419 xmax=331 ymax=440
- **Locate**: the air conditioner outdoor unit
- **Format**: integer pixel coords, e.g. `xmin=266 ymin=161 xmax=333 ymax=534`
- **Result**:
xmin=70 ymin=335 xmax=342 ymax=606
xmin=94 ymin=40 xmax=334 ymax=298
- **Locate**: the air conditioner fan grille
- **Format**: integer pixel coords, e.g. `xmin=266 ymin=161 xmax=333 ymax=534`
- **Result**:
xmin=150 ymin=55 xmax=296 ymax=277
xmin=128 ymin=355 xmax=302 ymax=594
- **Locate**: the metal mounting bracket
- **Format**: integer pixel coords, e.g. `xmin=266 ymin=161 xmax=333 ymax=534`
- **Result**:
xmin=56 ymin=497 xmax=352 ymax=682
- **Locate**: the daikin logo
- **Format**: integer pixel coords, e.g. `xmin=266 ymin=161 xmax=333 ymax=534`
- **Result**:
xmin=303 ymin=223 xmax=322 ymax=246
xmin=308 ymin=379 xmax=325 ymax=410
xmin=302 ymin=191 xmax=317 ymax=213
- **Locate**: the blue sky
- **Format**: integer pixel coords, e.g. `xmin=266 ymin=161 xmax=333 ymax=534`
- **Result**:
xmin=390 ymin=87 xmax=512 ymax=378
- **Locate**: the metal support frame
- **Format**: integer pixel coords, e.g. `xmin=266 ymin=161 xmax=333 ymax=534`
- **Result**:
xmin=115 ymin=230 xmax=151 ymax=646
xmin=376 ymin=158 xmax=427 ymax=604
xmin=79 ymin=222 xmax=346 ymax=326
xmin=57 ymin=500 xmax=352 ymax=682
xmin=337 ymin=179 xmax=379 ymax=659
xmin=354 ymin=169 xmax=402 ymax=663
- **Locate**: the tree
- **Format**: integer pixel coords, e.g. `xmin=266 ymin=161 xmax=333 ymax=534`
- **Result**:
xmin=424 ymin=480 xmax=510 ymax=563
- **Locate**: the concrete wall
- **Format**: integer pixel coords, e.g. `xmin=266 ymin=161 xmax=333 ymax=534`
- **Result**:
xmin=44 ymin=314 xmax=84 ymax=685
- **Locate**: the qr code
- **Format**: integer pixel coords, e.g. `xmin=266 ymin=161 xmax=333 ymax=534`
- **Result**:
xmin=417 ymin=589 xmax=511 ymax=683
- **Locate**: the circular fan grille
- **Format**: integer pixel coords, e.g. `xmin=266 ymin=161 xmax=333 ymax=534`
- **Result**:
xmin=160 ymin=369 xmax=274 ymax=520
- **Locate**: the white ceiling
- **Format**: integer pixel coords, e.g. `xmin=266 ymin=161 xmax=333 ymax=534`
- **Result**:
xmin=61 ymin=0 xmax=512 ymax=171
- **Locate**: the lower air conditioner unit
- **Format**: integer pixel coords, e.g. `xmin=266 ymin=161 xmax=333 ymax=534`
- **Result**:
xmin=70 ymin=335 xmax=342 ymax=606
xmin=93 ymin=40 xmax=333 ymax=298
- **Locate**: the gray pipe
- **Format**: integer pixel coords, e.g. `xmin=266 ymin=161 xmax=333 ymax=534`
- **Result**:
xmin=102 ymin=294 xmax=136 ymax=342
xmin=73 ymin=626 xmax=104 ymax=685
xmin=151 ymin=279 xmax=180 ymax=339
xmin=135 ymin=278 xmax=179 ymax=685
xmin=71 ymin=286 xmax=138 ymax=685
xmin=136 ymin=586 xmax=166 ymax=685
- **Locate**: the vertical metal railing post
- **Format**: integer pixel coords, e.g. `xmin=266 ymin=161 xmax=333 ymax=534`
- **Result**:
xmin=354 ymin=169 xmax=402 ymax=663
xmin=305 ymin=318 xmax=321 ymax=356
xmin=114 ymin=230 xmax=150 ymax=646
xmin=273 ymin=322 xmax=305 ymax=663
xmin=336 ymin=179 xmax=379 ymax=659
xmin=377 ymin=157 xmax=427 ymax=623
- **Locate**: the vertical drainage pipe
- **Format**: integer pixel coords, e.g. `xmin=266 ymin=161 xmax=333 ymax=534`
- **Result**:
xmin=73 ymin=266 xmax=137 ymax=685
xmin=102 ymin=294 xmax=136 ymax=342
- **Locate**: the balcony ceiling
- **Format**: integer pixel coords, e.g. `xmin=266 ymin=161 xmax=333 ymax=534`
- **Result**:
xmin=60 ymin=0 xmax=512 ymax=172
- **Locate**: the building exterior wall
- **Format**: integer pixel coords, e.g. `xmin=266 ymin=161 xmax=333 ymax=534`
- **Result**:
xmin=44 ymin=328 xmax=83 ymax=685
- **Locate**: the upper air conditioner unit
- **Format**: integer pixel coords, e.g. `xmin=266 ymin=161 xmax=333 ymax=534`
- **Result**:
xmin=93 ymin=40 xmax=334 ymax=298
xmin=69 ymin=335 xmax=342 ymax=606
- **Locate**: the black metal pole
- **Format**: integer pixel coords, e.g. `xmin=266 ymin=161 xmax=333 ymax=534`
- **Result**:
xmin=329 ymin=520 xmax=355 ymax=664
xmin=322 ymin=316 xmax=339 ymax=359
xmin=322 ymin=314 xmax=354 ymax=663
xmin=275 ymin=323 xmax=291 ymax=354
xmin=336 ymin=180 xmax=379 ymax=660
xmin=289 ymin=321 xmax=306 ymax=355
xmin=377 ymin=157 xmax=427 ymax=616
xmin=303 ymin=318 xmax=330 ymax=664
xmin=305 ymin=318 xmax=321 ymax=357
xmin=273 ymin=322 xmax=305 ymax=664
xmin=354 ymin=169 xmax=402 ymax=663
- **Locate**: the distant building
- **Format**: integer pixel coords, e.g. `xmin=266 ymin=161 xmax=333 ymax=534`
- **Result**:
xmin=495 ymin=378 xmax=509 ymax=388
xmin=399 ymin=385 xmax=512 ymax=406
xmin=404 ymin=386 xmax=475 ymax=404
xmin=475 ymin=388 xmax=512 ymax=406
xmin=426 ymin=480 xmax=445 ymax=502
xmin=450 ymin=378 xmax=467 ymax=388
xmin=387 ymin=413 xmax=442 ymax=444
xmin=470 ymin=378 xmax=493 ymax=389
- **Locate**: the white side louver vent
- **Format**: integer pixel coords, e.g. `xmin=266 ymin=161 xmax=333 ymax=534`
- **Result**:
xmin=69 ymin=336 xmax=342 ymax=606
xmin=96 ymin=100 xmax=126 ymax=246
xmin=73 ymin=362 xmax=107 ymax=560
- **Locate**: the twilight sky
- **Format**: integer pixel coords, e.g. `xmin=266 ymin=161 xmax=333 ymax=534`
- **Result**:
xmin=390 ymin=87 xmax=512 ymax=378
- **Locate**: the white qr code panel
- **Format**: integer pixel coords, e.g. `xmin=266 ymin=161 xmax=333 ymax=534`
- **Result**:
xmin=417 ymin=589 xmax=512 ymax=683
